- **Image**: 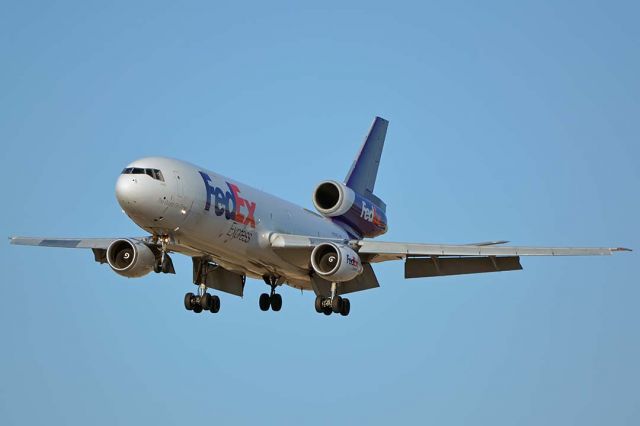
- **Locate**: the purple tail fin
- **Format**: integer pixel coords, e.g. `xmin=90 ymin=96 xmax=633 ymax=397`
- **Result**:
xmin=344 ymin=116 xmax=388 ymax=212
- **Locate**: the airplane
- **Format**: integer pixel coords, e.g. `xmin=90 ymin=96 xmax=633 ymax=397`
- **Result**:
xmin=10 ymin=117 xmax=631 ymax=317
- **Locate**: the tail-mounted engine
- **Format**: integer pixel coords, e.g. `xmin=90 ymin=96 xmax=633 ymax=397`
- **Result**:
xmin=106 ymin=239 xmax=156 ymax=278
xmin=312 ymin=180 xmax=387 ymax=238
xmin=310 ymin=242 xmax=363 ymax=282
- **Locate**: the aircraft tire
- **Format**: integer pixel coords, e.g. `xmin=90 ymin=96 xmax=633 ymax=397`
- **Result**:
xmin=184 ymin=292 xmax=195 ymax=310
xmin=200 ymin=293 xmax=212 ymax=310
xmin=193 ymin=305 xmax=203 ymax=313
xmin=340 ymin=299 xmax=350 ymax=316
xmin=331 ymin=296 xmax=343 ymax=314
xmin=323 ymin=306 xmax=332 ymax=316
xmin=209 ymin=295 xmax=220 ymax=313
xmin=314 ymin=296 xmax=323 ymax=313
xmin=270 ymin=294 xmax=282 ymax=312
xmin=259 ymin=293 xmax=270 ymax=311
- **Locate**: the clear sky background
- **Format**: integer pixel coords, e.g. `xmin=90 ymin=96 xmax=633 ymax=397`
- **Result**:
xmin=1 ymin=1 xmax=638 ymax=425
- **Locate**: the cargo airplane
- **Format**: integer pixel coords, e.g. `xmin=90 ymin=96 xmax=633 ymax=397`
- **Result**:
xmin=10 ymin=117 xmax=631 ymax=316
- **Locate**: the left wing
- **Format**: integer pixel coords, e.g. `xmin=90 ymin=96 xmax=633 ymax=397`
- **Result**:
xmin=356 ymin=240 xmax=630 ymax=278
xmin=356 ymin=240 xmax=631 ymax=263
xmin=269 ymin=233 xmax=631 ymax=280
xmin=268 ymin=232 xmax=630 ymax=258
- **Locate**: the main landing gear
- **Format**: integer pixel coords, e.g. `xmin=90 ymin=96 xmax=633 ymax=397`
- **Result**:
xmin=185 ymin=258 xmax=220 ymax=314
xmin=315 ymin=282 xmax=350 ymax=316
xmin=259 ymin=276 xmax=282 ymax=312
xmin=184 ymin=284 xmax=220 ymax=314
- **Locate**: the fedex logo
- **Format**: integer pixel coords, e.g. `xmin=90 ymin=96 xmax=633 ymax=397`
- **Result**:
xmin=360 ymin=201 xmax=375 ymax=222
xmin=199 ymin=171 xmax=257 ymax=228
xmin=346 ymin=254 xmax=359 ymax=268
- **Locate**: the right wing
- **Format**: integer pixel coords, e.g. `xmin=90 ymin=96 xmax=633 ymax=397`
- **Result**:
xmin=9 ymin=236 xmax=142 ymax=249
xmin=9 ymin=236 xmax=157 ymax=266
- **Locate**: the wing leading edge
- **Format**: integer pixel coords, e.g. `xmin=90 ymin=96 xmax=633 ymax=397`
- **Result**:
xmin=356 ymin=240 xmax=631 ymax=263
xmin=9 ymin=236 xmax=150 ymax=249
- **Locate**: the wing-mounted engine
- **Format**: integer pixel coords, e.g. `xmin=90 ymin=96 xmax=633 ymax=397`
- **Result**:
xmin=312 ymin=180 xmax=387 ymax=238
xmin=310 ymin=242 xmax=364 ymax=282
xmin=106 ymin=239 xmax=156 ymax=278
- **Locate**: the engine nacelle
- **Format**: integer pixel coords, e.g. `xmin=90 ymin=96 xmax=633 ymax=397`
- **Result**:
xmin=310 ymin=242 xmax=363 ymax=282
xmin=106 ymin=239 xmax=156 ymax=278
xmin=312 ymin=180 xmax=388 ymax=238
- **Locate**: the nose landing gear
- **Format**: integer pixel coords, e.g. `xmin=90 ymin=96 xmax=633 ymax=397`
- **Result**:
xmin=153 ymin=235 xmax=175 ymax=274
xmin=259 ymin=275 xmax=283 ymax=312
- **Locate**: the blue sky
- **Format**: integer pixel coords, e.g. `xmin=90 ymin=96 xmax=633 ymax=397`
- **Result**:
xmin=1 ymin=1 xmax=638 ymax=424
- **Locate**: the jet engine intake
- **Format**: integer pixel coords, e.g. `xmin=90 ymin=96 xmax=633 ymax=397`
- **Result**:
xmin=106 ymin=239 xmax=156 ymax=278
xmin=312 ymin=180 xmax=388 ymax=238
xmin=310 ymin=242 xmax=363 ymax=282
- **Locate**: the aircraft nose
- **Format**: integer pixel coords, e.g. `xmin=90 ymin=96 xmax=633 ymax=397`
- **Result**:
xmin=115 ymin=174 xmax=137 ymax=208
xmin=115 ymin=174 xmax=155 ymax=216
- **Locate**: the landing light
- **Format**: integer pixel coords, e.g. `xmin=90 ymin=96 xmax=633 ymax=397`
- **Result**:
xmin=180 ymin=209 xmax=187 ymax=215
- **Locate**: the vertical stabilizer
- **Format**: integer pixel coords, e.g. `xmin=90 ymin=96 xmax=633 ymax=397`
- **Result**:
xmin=344 ymin=116 xmax=388 ymax=211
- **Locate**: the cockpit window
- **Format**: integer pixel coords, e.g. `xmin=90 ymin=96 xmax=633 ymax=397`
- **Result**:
xmin=121 ymin=167 xmax=165 ymax=181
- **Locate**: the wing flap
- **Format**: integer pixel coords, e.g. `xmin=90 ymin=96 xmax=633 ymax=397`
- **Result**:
xmin=405 ymin=256 xmax=522 ymax=278
xmin=310 ymin=264 xmax=380 ymax=296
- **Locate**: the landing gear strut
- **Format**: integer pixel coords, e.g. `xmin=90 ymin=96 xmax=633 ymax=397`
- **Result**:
xmin=314 ymin=282 xmax=350 ymax=316
xmin=259 ymin=275 xmax=282 ymax=312
xmin=185 ymin=258 xmax=220 ymax=314
xmin=153 ymin=236 xmax=174 ymax=274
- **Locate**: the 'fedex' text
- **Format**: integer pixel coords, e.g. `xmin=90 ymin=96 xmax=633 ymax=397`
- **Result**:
xmin=199 ymin=171 xmax=257 ymax=228
xmin=360 ymin=201 xmax=375 ymax=222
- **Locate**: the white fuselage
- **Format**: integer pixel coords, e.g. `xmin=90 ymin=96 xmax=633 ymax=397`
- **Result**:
xmin=115 ymin=157 xmax=349 ymax=290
